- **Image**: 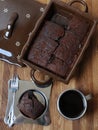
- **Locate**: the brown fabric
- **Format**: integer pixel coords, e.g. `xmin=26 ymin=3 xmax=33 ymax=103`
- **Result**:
xmin=0 ymin=0 xmax=46 ymax=66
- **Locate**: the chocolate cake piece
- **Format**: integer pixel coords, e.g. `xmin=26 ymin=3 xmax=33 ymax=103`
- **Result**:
xmin=54 ymin=41 xmax=68 ymax=62
xmin=27 ymin=36 xmax=58 ymax=67
xmin=60 ymin=31 xmax=80 ymax=52
xmin=28 ymin=47 xmax=47 ymax=66
xmin=69 ymin=16 xmax=89 ymax=42
xmin=29 ymin=35 xmax=58 ymax=50
xmin=51 ymin=13 xmax=69 ymax=29
xmin=47 ymin=57 xmax=68 ymax=77
xmin=39 ymin=21 xmax=64 ymax=40
xmin=47 ymin=54 xmax=77 ymax=77
xmin=55 ymin=31 xmax=80 ymax=61
xmin=17 ymin=91 xmax=45 ymax=119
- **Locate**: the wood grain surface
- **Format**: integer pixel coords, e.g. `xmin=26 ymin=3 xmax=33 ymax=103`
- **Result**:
xmin=0 ymin=0 xmax=98 ymax=130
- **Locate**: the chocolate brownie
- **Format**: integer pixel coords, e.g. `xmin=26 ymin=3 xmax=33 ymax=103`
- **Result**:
xmin=55 ymin=31 xmax=80 ymax=61
xmin=27 ymin=15 xmax=89 ymax=78
xmin=27 ymin=36 xmax=58 ymax=67
xmin=47 ymin=57 xmax=68 ymax=77
xmin=69 ymin=16 xmax=89 ymax=41
xmin=51 ymin=13 xmax=69 ymax=29
xmin=28 ymin=48 xmax=47 ymax=66
xmin=17 ymin=91 xmax=45 ymax=119
xmin=39 ymin=21 xmax=64 ymax=40
xmin=54 ymin=41 xmax=68 ymax=62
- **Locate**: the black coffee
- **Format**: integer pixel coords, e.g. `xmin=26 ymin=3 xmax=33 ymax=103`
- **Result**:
xmin=59 ymin=90 xmax=85 ymax=118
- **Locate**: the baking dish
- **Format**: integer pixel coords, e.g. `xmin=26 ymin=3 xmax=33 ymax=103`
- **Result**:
xmin=20 ymin=0 xmax=97 ymax=83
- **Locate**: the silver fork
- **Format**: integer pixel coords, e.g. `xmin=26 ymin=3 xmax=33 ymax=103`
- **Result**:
xmin=7 ymin=74 xmax=19 ymax=126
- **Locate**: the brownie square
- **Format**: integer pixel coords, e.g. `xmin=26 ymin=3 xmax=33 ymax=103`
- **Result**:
xmin=54 ymin=41 xmax=68 ymax=61
xmin=39 ymin=21 xmax=64 ymax=40
xmin=51 ymin=13 xmax=69 ymax=29
xmin=28 ymin=48 xmax=47 ymax=66
xmin=69 ymin=16 xmax=89 ymax=41
xmin=17 ymin=91 xmax=45 ymax=119
xmin=47 ymin=57 xmax=68 ymax=77
xmin=27 ymin=36 xmax=58 ymax=67
xmin=54 ymin=31 xmax=80 ymax=61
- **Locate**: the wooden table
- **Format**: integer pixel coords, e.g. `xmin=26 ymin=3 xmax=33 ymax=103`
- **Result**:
xmin=0 ymin=0 xmax=98 ymax=130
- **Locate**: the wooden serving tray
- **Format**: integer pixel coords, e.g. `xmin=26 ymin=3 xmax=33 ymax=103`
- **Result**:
xmin=0 ymin=0 xmax=46 ymax=66
xmin=21 ymin=0 xmax=97 ymax=83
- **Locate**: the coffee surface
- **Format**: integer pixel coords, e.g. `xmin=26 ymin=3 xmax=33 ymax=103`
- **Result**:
xmin=59 ymin=91 xmax=85 ymax=118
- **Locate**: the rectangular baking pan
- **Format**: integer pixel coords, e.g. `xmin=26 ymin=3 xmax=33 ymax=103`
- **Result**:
xmin=20 ymin=0 xmax=97 ymax=83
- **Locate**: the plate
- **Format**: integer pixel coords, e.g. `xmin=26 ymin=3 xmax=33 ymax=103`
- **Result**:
xmin=4 ymin=78 xmax=52 ymax=127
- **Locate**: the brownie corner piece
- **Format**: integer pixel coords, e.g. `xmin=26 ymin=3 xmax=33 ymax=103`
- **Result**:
xmin=47 ymin=57 xmax=68 ymax=77
xmin=40 ymin=20 xmax=65 ymax=40
xmin=17 ymin=91 xmax=45 ymax=119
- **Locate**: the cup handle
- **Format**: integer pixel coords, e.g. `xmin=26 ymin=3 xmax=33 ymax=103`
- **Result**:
xmin=67 ymin=0 xmax=88 ymax=13
xmin=85 ymin=94 xmax=93 ymax=101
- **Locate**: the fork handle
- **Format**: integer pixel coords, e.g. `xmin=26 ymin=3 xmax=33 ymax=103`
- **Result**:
xmin=11 ymin=92 xmax=16 ymax=119
xmin=8 ymin=92 xmax=16 ymax=126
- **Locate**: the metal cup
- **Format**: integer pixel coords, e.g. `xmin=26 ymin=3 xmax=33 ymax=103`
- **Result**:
xmin=17 ymin=89 xmax=50 ymax=125
xmin=57 ymin=89 xmax=92 ymax=120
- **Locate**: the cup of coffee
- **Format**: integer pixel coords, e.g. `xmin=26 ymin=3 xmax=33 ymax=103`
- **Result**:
xmin=57 ymin=89 xmax=92 ymax=120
